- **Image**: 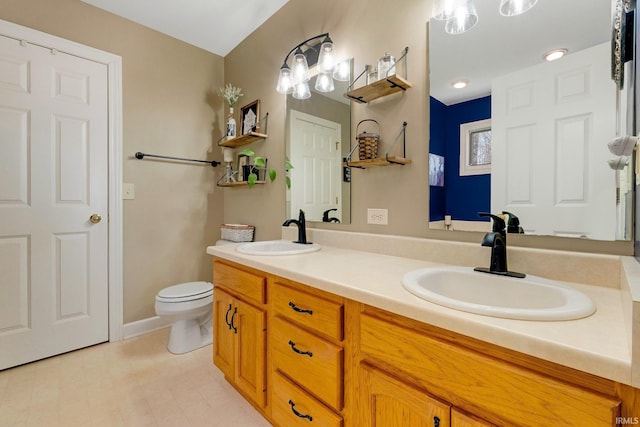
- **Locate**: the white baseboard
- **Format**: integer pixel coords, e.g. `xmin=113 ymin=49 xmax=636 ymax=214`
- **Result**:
xmin=123 ymin=316 xmax=171 ymax=339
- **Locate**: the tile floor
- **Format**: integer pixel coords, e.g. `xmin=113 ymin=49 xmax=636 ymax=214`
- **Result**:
xmin=0 ymin=329 xmax=272 ymax=427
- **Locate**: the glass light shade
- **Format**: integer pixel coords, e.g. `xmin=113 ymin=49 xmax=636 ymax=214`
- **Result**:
xmin=293 ymin=81 xmax=311 ymax=99
xmin=317 ymin=40 xmax=335 ymax=72
xmin=444 ymin=0 xmax=478 ymax=35
xmin=291 ymin=51 xmax=310 ymax=84
xmin=431 ymin=0 xmax=457 ymax=20
xmin=276 ymin=66 xmax=294 ymax=94
xmin=499 ymin=0 xmax=538 ymax=16
xmin=314 ymin=72 xmax=335 ymax=93
xmin=332 ymin=60 xmax=350 ymax=81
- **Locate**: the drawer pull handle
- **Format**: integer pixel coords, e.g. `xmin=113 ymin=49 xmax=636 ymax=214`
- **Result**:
xmin=225 ymin=304 xmax=233 ymax=330
xmin=288 ymin=340 xmax=313 ymax=357
xmin=288 ymin=399 xmax=313 ymax=421
xmin=289 ymin=301 xmax=313 ymax=315
xmin=230 ymin=307 xmax=238 ymax=334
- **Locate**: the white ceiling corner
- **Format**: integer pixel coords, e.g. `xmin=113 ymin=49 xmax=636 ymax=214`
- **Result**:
xmin=81 ymin=0 xmax=289 ymax=56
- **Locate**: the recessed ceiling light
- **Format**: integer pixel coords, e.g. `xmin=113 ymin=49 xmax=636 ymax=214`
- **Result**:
xmin=543 ymin=49 xmax=568 ymax=62
xmin=451 ymin=79 xmax=469 ymax=89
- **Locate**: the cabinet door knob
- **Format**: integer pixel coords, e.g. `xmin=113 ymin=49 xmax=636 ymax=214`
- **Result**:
xmin=288 ymin=400 xmax=313 ymax=421
xmin=288 ymin=301 xmax=313 ymax=315
xmin=288 ymin=340 xmax=313 ymax=357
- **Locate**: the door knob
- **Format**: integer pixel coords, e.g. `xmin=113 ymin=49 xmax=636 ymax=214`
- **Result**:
xmin=89 ymin=214 xmax=102 ymax=224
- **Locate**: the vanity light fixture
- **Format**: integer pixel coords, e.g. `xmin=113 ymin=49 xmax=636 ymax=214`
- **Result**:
xmin=499 ymin=0 xmax=538 ymax=17
xmin=276 ymin=33 xmax=347 ymax=99
xmin=543 ymin=48 xmax=568 ymax=62
xmin=432 ymin=0 xmax=538 ymax=35
xmin=451 ymin=79 xmax=469 ymax=89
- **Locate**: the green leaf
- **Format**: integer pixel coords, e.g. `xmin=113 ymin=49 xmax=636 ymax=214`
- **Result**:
xmin=286 ymin=176 xmax=291 ymax=189
xmin=247 ymin=173 xmax=257 ymax=187
xmin=239 ymin=148 xmax=255 ymax=157
xmin=254 ymin=156 xmax=266 ymax=168
xmin=285 ymin=159 xmax=294 ymax=170
xmin=268 ymin=169 xmax=276 ymax=182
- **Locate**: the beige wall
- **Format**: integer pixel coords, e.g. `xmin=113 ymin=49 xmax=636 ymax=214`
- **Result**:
xmin=225 ymin=0 xmax=632 ymax=255
xmin=0 ymin=0 xmax=226 ymax=323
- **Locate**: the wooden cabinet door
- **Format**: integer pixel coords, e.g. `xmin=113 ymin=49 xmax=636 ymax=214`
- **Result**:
xmin=359 ymin=365 xmax=450 ymax=427
xmin=452 ymin=408 xmax=495 ymax=427
xmin=234 ymin=299 xmax=267 ymax=408
xmin=213 ymin=288 xmax=234 ymax=378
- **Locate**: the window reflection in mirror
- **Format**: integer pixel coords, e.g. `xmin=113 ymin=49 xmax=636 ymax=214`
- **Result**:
xmin=286 ymin=59 xmax=353 ymax=224
xmin=427 ymin=0 xmax=634 ymax=241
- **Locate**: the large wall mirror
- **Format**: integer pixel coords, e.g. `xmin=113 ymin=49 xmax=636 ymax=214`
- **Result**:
xmin=428 ymin=0 xmax=635 ymax=242
xmin=286 ymin=59 xmax=353 ymax=224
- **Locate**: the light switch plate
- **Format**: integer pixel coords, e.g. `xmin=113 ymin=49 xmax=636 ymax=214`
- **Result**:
xmin=123 ymin=183 xmax=135 ymax=200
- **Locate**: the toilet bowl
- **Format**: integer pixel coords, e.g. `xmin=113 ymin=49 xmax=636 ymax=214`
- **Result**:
xmin=155 ymin=281 xmax=214 ymax=354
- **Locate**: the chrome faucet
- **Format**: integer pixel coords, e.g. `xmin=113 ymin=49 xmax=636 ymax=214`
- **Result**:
xmin=283 ymin=209 xmax=311 ymax=244
xmin=474 ymin=213 xmax=525 ymax=278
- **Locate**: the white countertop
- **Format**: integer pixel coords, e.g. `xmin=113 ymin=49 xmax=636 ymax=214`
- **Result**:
xmin=207 ymin=242 xmax=631 ymax=385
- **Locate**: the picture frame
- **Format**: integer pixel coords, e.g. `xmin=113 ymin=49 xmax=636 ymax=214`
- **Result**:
xmin=240 ymin=99 xmax=260 ymax=135
xmin=429 ymin=153 xmax=445 ymax=187
xmin=237 ymin=154 xmax=249 ymax=182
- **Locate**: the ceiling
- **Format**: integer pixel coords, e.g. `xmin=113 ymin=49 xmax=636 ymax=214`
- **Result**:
xmin=81 ymin=0 xmax=289 ymax=57
xmin=429 ymin=0 xmax=611 ymax=105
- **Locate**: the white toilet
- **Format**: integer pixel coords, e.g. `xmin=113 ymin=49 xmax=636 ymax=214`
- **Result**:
xmin=155 ymin=281 xmax=214 ymax=354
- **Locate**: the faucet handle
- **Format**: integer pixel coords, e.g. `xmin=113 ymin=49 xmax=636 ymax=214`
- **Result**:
xmin=478 ymin=212 xmax=505 ymax=233
xmin=502 ymin=211 xmax=524 ymax=234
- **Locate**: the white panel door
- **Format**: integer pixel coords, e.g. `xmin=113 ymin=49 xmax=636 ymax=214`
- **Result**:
xmin=492 ymin=43 xmax=616 ymax=240
xmin=289 ymin=110 xmax=342 ymax=222
xmin=0 ymin=35 xmax=108 ymax=369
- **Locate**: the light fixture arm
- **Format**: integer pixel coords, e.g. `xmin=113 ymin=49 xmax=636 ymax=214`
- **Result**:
xmin=280 ymin=32 xmax=330 ymax=68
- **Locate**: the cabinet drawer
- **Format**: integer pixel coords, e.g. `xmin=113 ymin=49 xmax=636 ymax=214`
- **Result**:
xmin=272 ymin=316 xmax=343 ymax=410
xmin=360 ymin=313 xmax=620 ymax=426
xmin=272 ymin=371 xmax=343 ymax=427
xmin=214 ymin=260 xmax=266 ymax=305
xmin=272 ymin=281 xmax=343 ymax=340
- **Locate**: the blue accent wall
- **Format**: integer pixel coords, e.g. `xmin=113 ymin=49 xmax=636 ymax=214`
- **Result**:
xmin=429 ymin=96 xmax=491 ymax=222
xmin=429 ymin=97 xmax=446 ymax=220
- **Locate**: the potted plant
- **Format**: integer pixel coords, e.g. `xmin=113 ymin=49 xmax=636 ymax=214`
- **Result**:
xmin=239 ymin=148 xmax=294 ymax=188
xmin=218 ymin=84 xmax=243 ymax=140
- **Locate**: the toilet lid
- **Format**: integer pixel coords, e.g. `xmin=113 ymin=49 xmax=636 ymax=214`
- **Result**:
xmin=158 ymin=281 xmax=213 ymax=300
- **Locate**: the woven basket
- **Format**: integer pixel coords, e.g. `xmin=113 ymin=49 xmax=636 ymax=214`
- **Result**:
xmin=356 ymin=119 xmax=380 ymax=160
xmin=221 ymin=224 xmax=255 ymax=242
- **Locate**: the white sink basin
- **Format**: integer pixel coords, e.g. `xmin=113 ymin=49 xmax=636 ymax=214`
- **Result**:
xmin=401 ymin=266 xmax=596 ymax=321
xmin=236 ymin=240 xmax=321 ymax=256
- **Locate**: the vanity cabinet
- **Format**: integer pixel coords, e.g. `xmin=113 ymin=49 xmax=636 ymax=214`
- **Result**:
xmin=355 ymin=304 xmax=622 ymax=426
xmin=213 ymin=260 xmax=267 ymax=409
xmin=269 ymin=277 xmax=346 ymax=426
xmin=211 ymin=258 xmax=638 ymax=426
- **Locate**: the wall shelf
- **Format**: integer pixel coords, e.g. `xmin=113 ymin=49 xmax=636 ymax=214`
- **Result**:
xmin=345 ymin=74 xmax=412 ymax=104
xmin=344 ymin=121 xmax=410 ymax=169
xmin=217 ymin=112 xmax=269 ymax=148
xmin=217 ymin=180 xmax=266 ymax=188
xmin=343 ymin=156 xmax=412 ymax=169
xmin=345 ymin=47 xmax=411 ymax=104
xmin=218 ymin=131 xmax=268 ymax=148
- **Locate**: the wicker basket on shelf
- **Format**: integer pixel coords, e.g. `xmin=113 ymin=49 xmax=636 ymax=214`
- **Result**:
xmin=220 ymin=224 xmax=255 ymax=242
xmin=356 ymin=119 xmax=380 ymax=160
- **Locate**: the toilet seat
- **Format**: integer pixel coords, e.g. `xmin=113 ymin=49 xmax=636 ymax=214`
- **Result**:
xmin=156 ymin=281 xmax=213 ymax=303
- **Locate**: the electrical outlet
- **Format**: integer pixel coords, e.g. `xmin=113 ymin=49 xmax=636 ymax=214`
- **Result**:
xmin=367 ymin=208 xmax=388 ymax=225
